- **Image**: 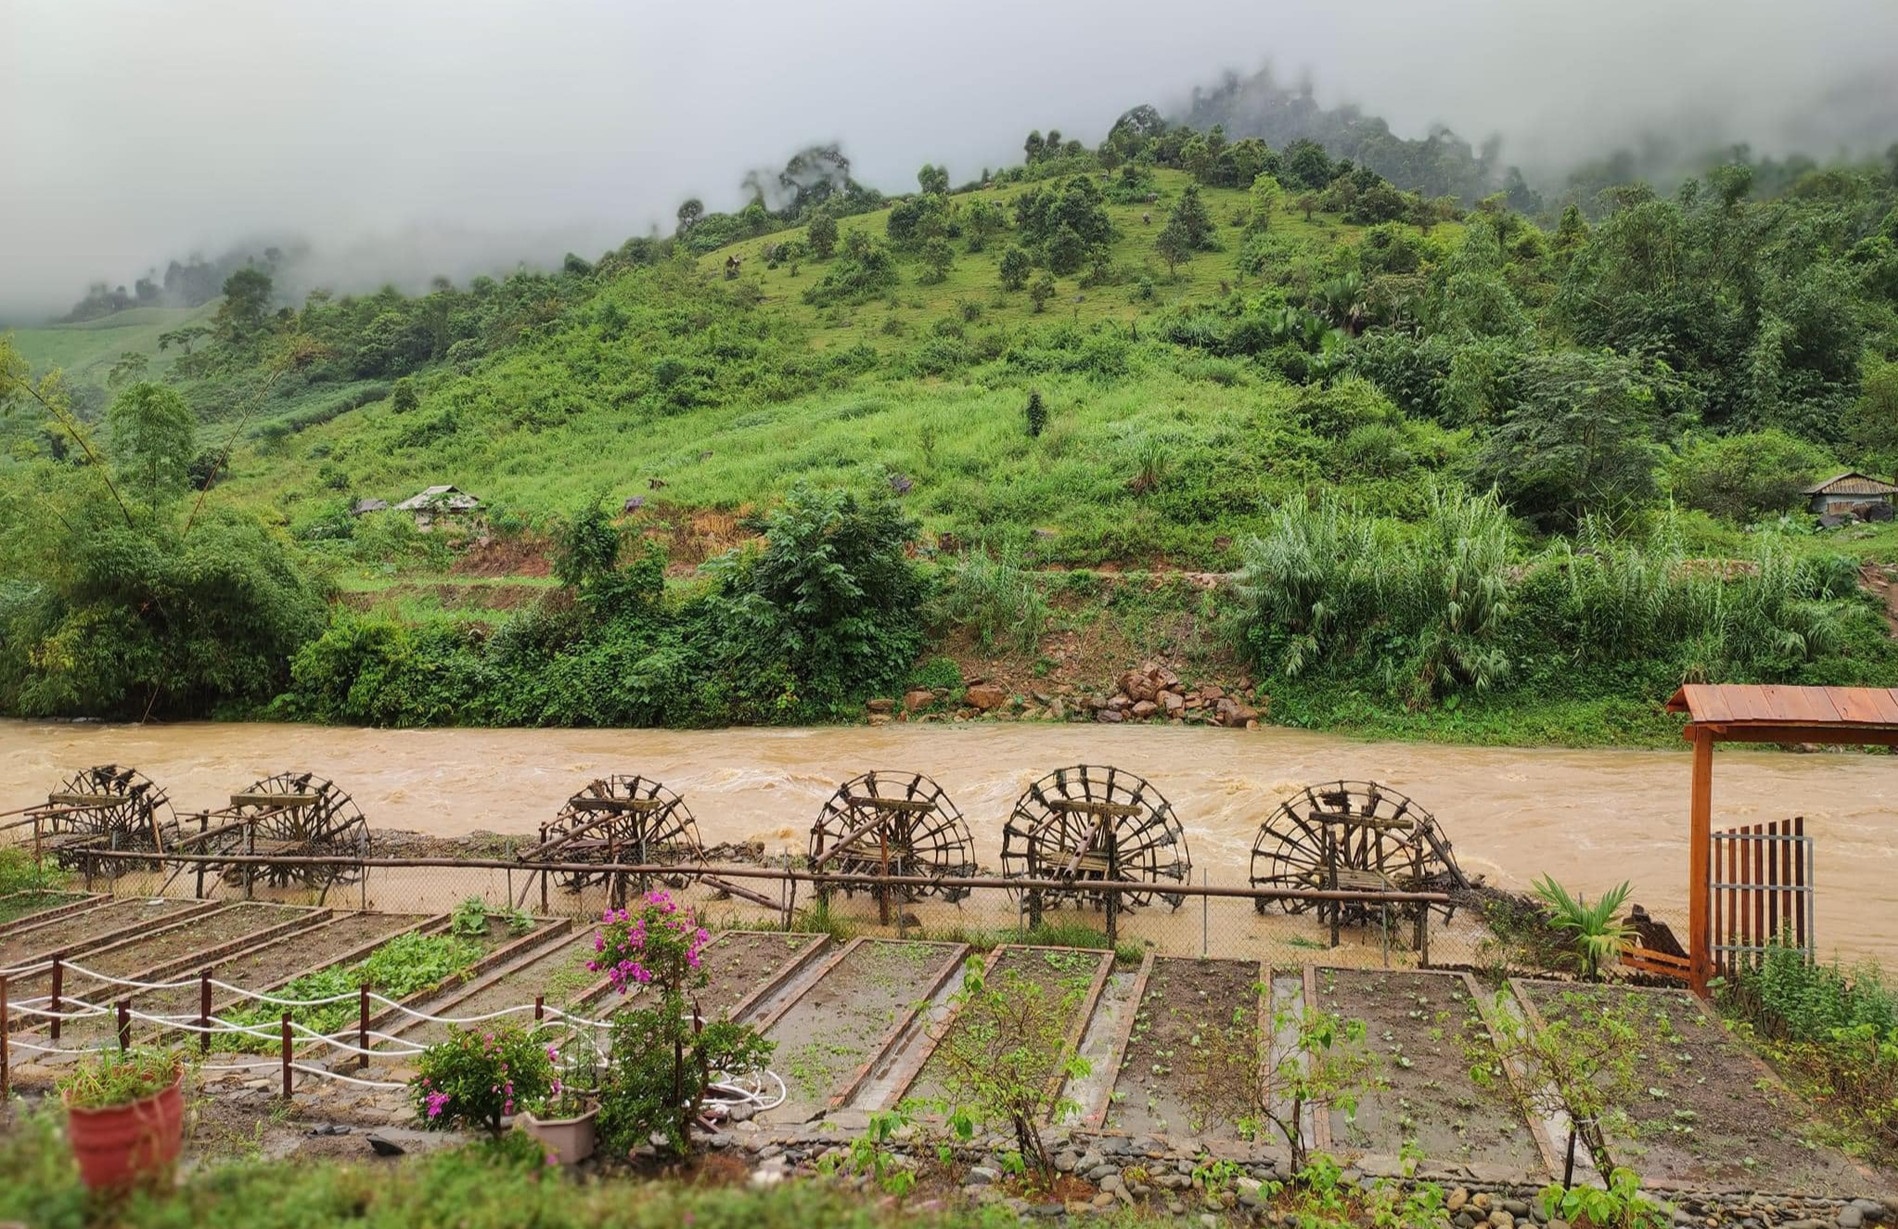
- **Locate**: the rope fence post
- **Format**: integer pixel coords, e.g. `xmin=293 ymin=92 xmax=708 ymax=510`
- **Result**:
xmin=117 ymin=1000 xmax=131 ymax=1051
xmin=199 ymin=970 xmax=213 ymax=1056
xmin=49 ymin=957 xmax=62 ymax=1044
xmin=358 ymin=985 xmax=371 ymax=1071
xmin=533 ymin=995 xmax=544 ymax=1024
xmin=281 ymin=1014 xmax=293 ymax=1100
xmin=1 ymin=974 xmax=10 ymax=1103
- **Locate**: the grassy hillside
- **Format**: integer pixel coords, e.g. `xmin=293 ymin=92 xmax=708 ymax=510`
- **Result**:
xmin=7 ymin=304 xmax=210 ymax=385
xmin=5 ymin=125 xmax=1898 ymax=741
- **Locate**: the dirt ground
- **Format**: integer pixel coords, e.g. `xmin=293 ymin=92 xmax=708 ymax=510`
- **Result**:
xmin=1106 ymin=956 xmax=1261 ymax=1141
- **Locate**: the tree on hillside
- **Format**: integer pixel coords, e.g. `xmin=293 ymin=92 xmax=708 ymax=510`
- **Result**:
xmin=807 ymin=211 xmax=838 ymax=259
xmin=675 ymin=198 xmax=704 ymax=236
xmin=1029 ymin=273 xmax=1056 ymax=313
xmin=1156 ymin=220 xmax=1192 ymax=277
xmin=999 ymin=246 xmax=1032 ymax=292
xmin=917 ymin=163 xmax=950 ymax=196
xmin=919 ymin=237 xmax=955 ymax=284
xmin=1282 ymin=139 xmax=1336 ymax=191
xmin=107 ymin=382 xmax=196 ymax=509
xmin=964 ymin=199 xmax=1004 ymax=253
xmin=1166 ymin=184 xmax=1216 ymax=250
xmin=1247 ymin=173 xmax=1283 ymax=231
xmin=214 ymin=267 xmax=274 ymax=344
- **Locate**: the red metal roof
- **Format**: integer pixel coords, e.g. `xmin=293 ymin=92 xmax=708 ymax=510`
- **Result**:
xmin=1666 ymin=684 xmax=1898 ymax=730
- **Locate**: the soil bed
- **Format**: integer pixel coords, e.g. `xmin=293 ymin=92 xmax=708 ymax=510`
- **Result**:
xmin=1520 ymin=980 xmax=1884 ymax=1196
xmin=69 ymin=911 xmax=430 ymax=1046
xmin=760 ymin=939 xmax=965 ymax=1123
xmin=12 ymin=903 xmax=317 ymax=1002
xmin=0 ymin=896 xmax=202 ymax=968
xmin=904 ymin=945 xmax=1108 ymax=1108
xmin=1106 ymin=956 xmax=1261 ymax=1140
xmin=0 ymin=890 xmax=93 ymax=928
xmin=693 ymin=931 xmax=825 ymax=1022
xmin=1314 ymin=967 xmax=1544 ymax=1179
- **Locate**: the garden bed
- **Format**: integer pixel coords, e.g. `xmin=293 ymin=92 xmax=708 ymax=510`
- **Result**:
xmin=692 ymin=930 xmax=829 ymax=1023
xmin=757 ymin=938 xmax=967 ymax=1123
xmin=1313 ymin=967 xmax=1546 ymax=1180
xmin=1518 ymin=980 xmax=1884 ymax=1196
xmin=10 ymin=902 xmax=320 ymax=1005
xmin=0 ymin=896 xmax=207 ymax=969
xmin=899 ymin=945 xmax=1111 ymax=1110
xmin=1105 ymin=956 xmax=1262 ymax=1141
xmin=0 ymin=890 xmax=96 ymax=929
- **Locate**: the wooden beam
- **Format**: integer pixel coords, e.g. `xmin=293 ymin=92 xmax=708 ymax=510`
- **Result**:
xmin=1688 ymin=726 xmax=1714 ymax=997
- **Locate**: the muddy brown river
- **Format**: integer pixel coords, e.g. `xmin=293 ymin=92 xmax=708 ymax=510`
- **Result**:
xmin=5 ymin=720 xmax=1896 ymax=965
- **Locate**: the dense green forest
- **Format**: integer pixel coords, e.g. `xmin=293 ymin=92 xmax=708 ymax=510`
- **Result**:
xmin=4 ymin=101 xmax=1898 ymax=742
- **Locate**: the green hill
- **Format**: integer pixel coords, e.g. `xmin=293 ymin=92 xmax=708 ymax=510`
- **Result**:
xmin=7 ymin=304 xmax=212 ymax=386
xmin=5 ymin=118 xmax=1898 ymax=742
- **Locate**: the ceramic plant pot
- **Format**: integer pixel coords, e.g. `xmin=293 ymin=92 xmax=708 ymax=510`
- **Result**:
xmin=64 ymin=1070 xmax=186 ymax=1191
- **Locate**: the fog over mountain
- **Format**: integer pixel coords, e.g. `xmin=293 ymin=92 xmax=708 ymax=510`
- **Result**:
xmin=3 ymin=0 xmax=1893 ymax=321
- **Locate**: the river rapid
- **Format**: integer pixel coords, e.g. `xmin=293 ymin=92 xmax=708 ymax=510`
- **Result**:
xmin=5 ymin=719 xmax=1896 ymax=965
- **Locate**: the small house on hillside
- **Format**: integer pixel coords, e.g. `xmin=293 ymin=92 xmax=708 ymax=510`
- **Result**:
xmin=394 ymin=484 xmax=481 ymax=529
xmin=350 ymin=498 xmax=389 ymax=517
xmin=1805 ymin=472 xmax=1898 ymax=520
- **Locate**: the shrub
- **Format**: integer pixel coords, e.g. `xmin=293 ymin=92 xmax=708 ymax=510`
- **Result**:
xmin=412 ymin=1023 xmax=557 ymax=1135
xmin=593 ymin=894 xmax=774 ymax=1156
xmin=931 ymin=547 xmax=1048 ymax=654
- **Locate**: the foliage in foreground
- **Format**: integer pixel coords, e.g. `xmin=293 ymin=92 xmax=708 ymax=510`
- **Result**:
xmin=1720 ymin=943 xmax=1898 ymax=1157
xmin=0 ymin=1112 xmax=1028 ymax=1229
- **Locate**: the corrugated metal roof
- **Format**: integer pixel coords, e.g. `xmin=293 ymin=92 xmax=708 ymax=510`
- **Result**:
xmin=1666 ymin=684 xmax=1898 ymax=729
xmin=1803 ymin=472 xmax=1898 ymax=497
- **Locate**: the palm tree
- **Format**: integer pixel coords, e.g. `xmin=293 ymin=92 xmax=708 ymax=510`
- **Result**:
xmin=1532 ymin=875 xmax=1636 ymax=980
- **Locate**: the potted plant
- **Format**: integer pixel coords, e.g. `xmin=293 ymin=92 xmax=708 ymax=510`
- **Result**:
xmin=519 ymin=1030 xmax=601 ymax=1165
xmin=410 ymin=1022 xmax=556 ymax=1137
xmin=58 ymin=1047 xmax=187 ymax=1191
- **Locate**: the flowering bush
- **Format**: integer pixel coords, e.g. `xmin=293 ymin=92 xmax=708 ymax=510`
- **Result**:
xmin=589 ymin=892 xmax=774 ymax=1157
xmin=589 ymin=892 xmax=712 ymax=997
xmin=411 ymin=1023 xmax=557 ymax=1136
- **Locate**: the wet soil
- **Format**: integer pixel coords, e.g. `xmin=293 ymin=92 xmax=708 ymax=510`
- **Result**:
xmin=13 ymin=902 xmax=319 ymax=1002
xmin=761 ymin=939 xmax=964 ymax=1123
xmin=905 ymin=945 xmax=1108 ymax=1107
xmin=692 ymin=931 xmax=825 ymax=1022
xmin=0 ymin=890 xmax=92 ymax=928
xmin=1107 ymin=956 xmax=1261 ymax=1140
xmin=0 ymin=896 xmax=202 ymax=968
xmin=1314 ymin=967 xmax=1544 ymax=1178
xmin=1522 ymin=980 xmax=1888 ymax=1196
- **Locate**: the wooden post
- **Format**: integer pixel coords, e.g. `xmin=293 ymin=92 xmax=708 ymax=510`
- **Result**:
xmin=534 ymin=995 xmax=544 ymax=1023
xmin=1688 ymin=726 xmax=1714 ymax=996
xmin=281 ymin=1013 xmax=293 ymax=1100
xmin=117 ymin=1000 xmax=131 ymax=1051
xmin=1 ymin=975 xmax=10 ymax=1102
xmin=48 ymin=958 xmax=62 ymax=1044
xmin=358 ymin=985 xmax=371 ymax=1071
xmin=199 ymin=970 xmax=212 ymax=1056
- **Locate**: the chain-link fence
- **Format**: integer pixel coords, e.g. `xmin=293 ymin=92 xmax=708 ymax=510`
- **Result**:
xmin=33 ymin=848 xmax=1522 ymax=973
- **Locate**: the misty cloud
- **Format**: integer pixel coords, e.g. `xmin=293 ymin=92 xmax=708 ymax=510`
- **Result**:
xmin=4 ymin=0 xmax=1894 ymax=321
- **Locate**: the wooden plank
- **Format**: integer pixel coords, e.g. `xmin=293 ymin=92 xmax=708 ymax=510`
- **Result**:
xmin=841 ymin=795 xmax=937 ymax=813
xmin=229 ymin=793 xmax=320 ymax=808
xmin=1085 ymin=951 xmax=1153 ymax=1130
xmin=1045 ymin=800 xmax=1141 ymax=818
xmin=565 ymin=797 xmax=664 ymax=813
xmin=46 ymin=794 xmax=124 ymax=807
xmin=1688 ymin=727 xmax=1714 ymax=995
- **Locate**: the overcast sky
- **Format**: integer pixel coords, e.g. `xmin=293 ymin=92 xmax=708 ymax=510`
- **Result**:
xmin=3 ymin=0 xmax=1894 ymax=320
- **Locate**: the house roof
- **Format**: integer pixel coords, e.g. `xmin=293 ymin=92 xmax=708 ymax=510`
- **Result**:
xmin=394 ymin=485 xmax=481 ymax=512
xmin=1803 ymin=471 xmax=1898 ymax=497
xmin=1665 ymin=684 xmax=1898 ymax=742
xmin=350 ymin=498 xmax=389 ymax=515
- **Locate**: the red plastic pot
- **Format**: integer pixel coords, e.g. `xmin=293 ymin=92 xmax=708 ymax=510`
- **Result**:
xmin=63 ymin=1070 xmax=186 ymax=1191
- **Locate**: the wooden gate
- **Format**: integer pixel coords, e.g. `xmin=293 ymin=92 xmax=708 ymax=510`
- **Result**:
xmin=1711 ymin=816 xmax=1814 ymax=971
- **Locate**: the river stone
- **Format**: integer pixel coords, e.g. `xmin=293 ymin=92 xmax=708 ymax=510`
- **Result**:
xmin=967 ymin=1166 xmax=999 ymax=1185
xmin=1448 ymin=1189 xmax=1471 ymax=1213
xmin=1852 ymin=1201 xmax=1890 ymax=1223
xmin=1078 ymin=1148 xmax=1104 ymax=1171
xmin=1489 ymin=1210 xmax=1515 ymax=1229
xmin=1087 ymin=1164 xmax=1118 ymax=1184
xmin=1505 ymin=1201 xmax=1532 ymax=1218
xmin=1842 ymin=1210 xmax=1866 ymax=1229
xmin=1053 ymin=1150 xmax=1078 ymax=1173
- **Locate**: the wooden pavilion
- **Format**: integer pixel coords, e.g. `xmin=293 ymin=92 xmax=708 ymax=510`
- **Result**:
xmin=1663 ymin=684 xmax=1898 ymax=994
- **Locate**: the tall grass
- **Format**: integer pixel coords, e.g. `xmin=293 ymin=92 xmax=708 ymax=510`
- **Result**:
xmin=931 ymin=546 xmax=1049 ymax=653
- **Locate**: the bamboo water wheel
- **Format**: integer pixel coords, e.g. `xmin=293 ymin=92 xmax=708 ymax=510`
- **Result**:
xmin=522 ymin=775 xmax=704 ymax=904
xmin=1001 ymin=765 xmax=1191 ymax=926
xmin=27 ymin=765 xmax=178 ymax=872
xmin=1248 ymin=781 xmax=1467 ymax=924
xmin=220 ymin=773 xmax=371 ymax=895
xmin=807 ymin=772 xmax=978 ymax=922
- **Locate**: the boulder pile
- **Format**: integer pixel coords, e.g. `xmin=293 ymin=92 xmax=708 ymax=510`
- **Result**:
xmin=870 ymin=662 xmax=1262 ymax=729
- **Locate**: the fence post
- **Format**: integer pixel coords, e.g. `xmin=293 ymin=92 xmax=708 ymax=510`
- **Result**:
xmin=199 ymin=970 xmax=212 ymax=1056
xmin=281 ymin=1013 xmax=293 ymax=1100
xmin=1418 ymin=903 xmax=1431 ymax=967
xmin=1201 ymin=868 xmax=1209 ymax=958
xmin=49 ymin=958 xmax=62 ymax=1044
xmin=117 ymin=1000 xmax=131 ymax=1051
xmin=1 ymin=974 xmax=10 ymax=1103
xmin=358 ymin=985 xmax=371 ymax=1071
xmin=534 ymin=995 xmax=544 ymax=1024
